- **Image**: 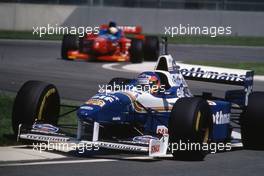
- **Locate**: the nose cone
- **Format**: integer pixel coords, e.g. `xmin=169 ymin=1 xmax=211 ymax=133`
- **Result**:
xmin=77 ymin=104 xmax=101 ymax=122
xmin=77 ymin=93 xmax=132 ymax=124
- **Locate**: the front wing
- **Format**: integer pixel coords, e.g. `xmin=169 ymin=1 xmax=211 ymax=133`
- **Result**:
xmin=17 ymin=123 xmax=169 ymax=157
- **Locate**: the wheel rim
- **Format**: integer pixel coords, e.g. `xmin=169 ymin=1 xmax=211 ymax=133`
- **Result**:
xmin=195 ymin=110 xmax=210 ymax=143
xmin=37 ymin=88 xmax=57 ymax=121
xmin=195 ymin=111 xmax=201 ymax=131
xmin=203 ymin=128 xmax=210 ymax=143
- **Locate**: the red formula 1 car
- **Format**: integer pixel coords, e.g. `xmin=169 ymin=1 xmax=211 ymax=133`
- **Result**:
xmin=61 ymin=25 xmax=160 ymax=63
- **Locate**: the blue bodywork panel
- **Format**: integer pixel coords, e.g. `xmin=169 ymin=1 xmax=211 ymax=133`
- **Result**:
xmin=77 ymin=89 xmax=232 ymax=142
xmin=77 ymin=93 xmax=133 ymax=124
xmin=210 ymin=100 xmax=231 ymax=141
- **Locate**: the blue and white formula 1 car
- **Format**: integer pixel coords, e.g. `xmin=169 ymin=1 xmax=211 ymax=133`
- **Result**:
xmin=13 ymin=55 xmax=264 ymax=160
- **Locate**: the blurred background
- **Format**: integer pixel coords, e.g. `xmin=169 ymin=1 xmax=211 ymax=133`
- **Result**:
xmin=0 ymin=0 xmax=264 ymax=37
xmin=1 ymin=0 xmax=264 ymax=11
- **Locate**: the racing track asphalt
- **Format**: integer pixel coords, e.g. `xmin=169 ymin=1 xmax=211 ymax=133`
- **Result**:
xmin=0 ymin=39 xmax=264 ymax=101
xmin=0 ymin=39 xmax=264 ymax=176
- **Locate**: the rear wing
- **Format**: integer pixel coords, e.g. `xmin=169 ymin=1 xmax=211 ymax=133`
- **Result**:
xmin=177 ymin=63 xmax=254 ymax=87
xmin=100 ymin=24 xmax=142 ymax=34
xmin=155 ymin=55 xmax=254 ymax=102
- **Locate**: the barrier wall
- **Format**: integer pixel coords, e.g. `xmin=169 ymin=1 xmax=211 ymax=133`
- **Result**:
xmin=0 ymin=3 xmax=263 ymax=36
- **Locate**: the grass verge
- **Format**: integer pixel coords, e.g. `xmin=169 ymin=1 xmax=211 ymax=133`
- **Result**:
xmin=185 ymin=61 xmax=264 ymax=75
xmin=0 ymin=92 xmax=16 ymax=146
xmin=1 ymin=30 xmax=264 ymax=46
xmin=0 ymin=92 xmax=78 ymax=146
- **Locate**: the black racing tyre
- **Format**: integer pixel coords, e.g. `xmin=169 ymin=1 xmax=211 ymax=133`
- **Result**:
xmin=144 ymin=36 xmax=159 ymax=61
xmin=12 ymin=81 xmax=60 ymax=135
xmin=61 ymin=34 xmax=79 ymax=60
xmin=169 ymin=97 xmax=212 ymax=160
xmin=79 ymin=37 xmax=84 ymax=53
xmin=241 ymin=92 xmax=264 ymax=149
xmin=129 ymin=38 xmax=144 ymax=63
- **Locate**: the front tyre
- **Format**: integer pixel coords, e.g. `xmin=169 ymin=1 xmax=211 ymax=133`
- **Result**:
xmin=169 ymin=97 xmax=212 ymax=160
xmin=12 ymin=81 xmax=60 ymax=135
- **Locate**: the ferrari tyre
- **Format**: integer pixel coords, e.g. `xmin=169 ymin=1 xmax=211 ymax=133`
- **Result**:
xmin=130 ymin=38 xmax=144 ymax=63
xmin=61 ymin=34 xmax=79 ymax=60
xmin=169 ymin=97 xmax=212 ymax=160
xmin=241 ymin=92 xmax=264 ymax=149
xmin=144 ymin=36 xmax=159 ymax=61
xmin=12 ymin=81 xmax=60 ymax=135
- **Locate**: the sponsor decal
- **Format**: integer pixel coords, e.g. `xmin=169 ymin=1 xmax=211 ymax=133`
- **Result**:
xmin=179 ymin=66 xmax=245 ymax=82
xmin=133 ymin=135 xmax=159 ymax=144
xmin=32 ymin=124 xmax=59 ymax=133
xmin=86 ymin=99 xmax=105 ymax=107
xmin=92 ymin=94 xmax=119 ymax=103
xmin=156 ymin=125 xmax=168 ymax=135
xmin=112 ymin=117 xmax=121 ymax=121
xmin=137 ymin=73 xmax=151 ymax=84
xmin=213 ymin=111 xmax=230 ymax=125
xmin=118 ymin=26 xmax=139 ymax=33
xmin=151 ymin=145 xmax=160 ymax=154
xmin=80 ymin=106 xmax=94 ymax=110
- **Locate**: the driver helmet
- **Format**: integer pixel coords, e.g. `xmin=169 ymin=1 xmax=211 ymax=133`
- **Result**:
xmin=108 ymin=21 xmax=118 ymax=35
xmin=137 ymin=72 xmax=161 ymax=94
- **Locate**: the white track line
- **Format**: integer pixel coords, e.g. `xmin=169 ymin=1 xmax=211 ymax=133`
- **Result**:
xmin=0 ymin=159 xmax=116 ymax=167
xmin=254 ymin=75 xmax=264 ymax=82
xmin=102 ymin=63 xmax=131 ymax=73
xmin=122 ymin=62 xmax=155 ymax=73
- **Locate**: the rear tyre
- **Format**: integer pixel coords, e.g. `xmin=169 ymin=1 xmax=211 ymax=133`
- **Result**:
xmin=12 ymin=81 xmax=60 ymax=135
xmin=129 ymin=38 xmax=144 ymax=63
xmin=241 ymin=92 xmax=264 ymax=149
xmin=169 ymin=97 xmax=212 ymax=160
xmin=61 ymin=34 xmax=79 ymax=60
xmin=144 ymin=36 xmax=159 ymax=61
